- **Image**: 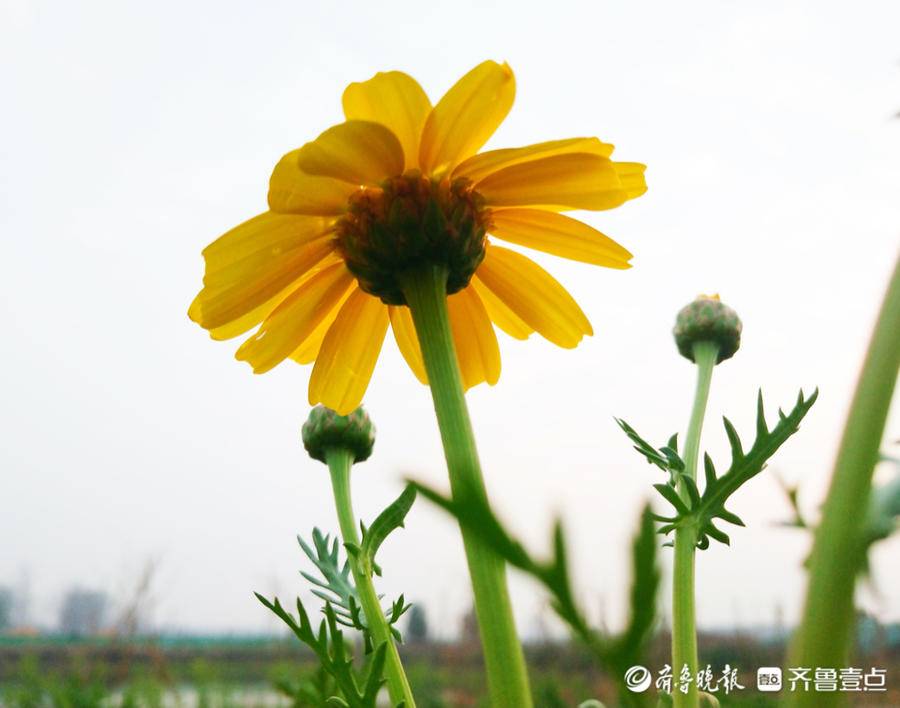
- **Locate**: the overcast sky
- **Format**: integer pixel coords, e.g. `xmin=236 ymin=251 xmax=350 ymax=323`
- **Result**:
xmin=2 ymin=0 xmax=899 ymax=638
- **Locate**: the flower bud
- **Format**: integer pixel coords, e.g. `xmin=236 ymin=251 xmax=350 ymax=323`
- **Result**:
xmin=301 ymin=405 xmax=375 ymax=464
xmin=673 ymin=294 xmax=742 ymax=364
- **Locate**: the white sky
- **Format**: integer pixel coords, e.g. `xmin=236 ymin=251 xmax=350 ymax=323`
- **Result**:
xmin=2 ymin=0 xmax=899 ymax=638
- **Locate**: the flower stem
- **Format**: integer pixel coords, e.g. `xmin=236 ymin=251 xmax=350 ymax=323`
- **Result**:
xmin=400 ymin=265 xmax=533 ymax=708
xmin=787 ymin=255 xmax=900 ymax=708
xmin=325 ymin=448 xmax=416 ymax=708
xmin=672 ymin=340 xmax=718 ymax=708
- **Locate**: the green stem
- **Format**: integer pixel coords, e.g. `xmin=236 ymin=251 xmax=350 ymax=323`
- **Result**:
xmin=325 ymin=448 xmax=416 ymax=708
xmin=787 ymin=255 xmax=900 ymax=708
xmin=672 ymin=340 xmax=718 ymax=708
xmin=400 ymin=265 xmax=533 ymax=708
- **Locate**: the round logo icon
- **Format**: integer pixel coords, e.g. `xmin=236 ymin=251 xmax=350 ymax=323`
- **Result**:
xmin=624 ymin=665 xmax=652 ymax=693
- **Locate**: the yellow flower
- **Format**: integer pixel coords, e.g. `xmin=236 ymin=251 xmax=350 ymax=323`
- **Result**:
xmin=189 ymin=61 xmax=646 ymax=414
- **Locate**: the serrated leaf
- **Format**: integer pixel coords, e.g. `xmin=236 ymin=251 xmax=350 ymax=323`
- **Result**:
xmin=360 ymin=485 xmax=416 ymax=571
xmin=651 ymin=513 xmax=678 ymax=523
xmin=298 ymin=531 xmax=360 ymax=624
xmin=616 ymin=418 xmax=670 ymax=471
xmin=705 ymin=524 xmax=730 ymax=546
xmin=703 ymin=453 xmax=717 ymax=489
xmin=668 ymin=434 xmax=679 ymax=453
xmin=653 ymin=483 xmax=690 ymax=516
xmin=682 ymin=476 xmax=701 ymax=508
xmin=756 ymin=390 xmax=768 ymax=438
xmin=694 ymin=389 xmax=818 ymax=549
xmin=716 ymin=509 xmax=745 ymax=527
xmin=722 ymin=417 xmax=744 ymax=460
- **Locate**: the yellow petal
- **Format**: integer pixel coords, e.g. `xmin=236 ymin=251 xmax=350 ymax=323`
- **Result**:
xmin=189 ymin=223 xmax=338 ymax=332
xmin=447 ymin=287 xmax=501 ymax=388
xmin=388 ymin=305 xmax=428 ymax=384
xmin=206 ymin=251 xmax=343 ymax=341
xmin=488 ymin=209 xmax=632 ymax=268
xmin=297 ymin=120 xmax=405 ymax=185
xmin=475 ymin=153 xmax=627 ymax=211
xmin=615 ymin=161 xmax=648 ymax=200
xmin=419 ymin=61 xmax=515 ymax=176
xmin=289 ymin=287 xmax=352 ymax=364
xmin=475 ymin=246 xmax=592 ymax=348
xmin=308 ymin=289 xmax=389 ymax=415
xmin=453 ymin=137 xmax=614 ymax=183
xmin=268 ymin=149 xmax=358 ymax=215
xmin=199 ymin=212 xmax=332 ymax=284
xmin=470 ymin=275 xmax=533 ymax=340
xmin=343 ymin=71 xmax=432 ymax=172
xmin=235 ymin=264 xmax=355 ymax=373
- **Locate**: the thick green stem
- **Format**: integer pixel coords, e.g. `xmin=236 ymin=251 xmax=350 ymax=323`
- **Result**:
xmin=325 ymin=448 xmax=416 ymax=708
xmin=400 ymin=265 xmax=533 ymax=708
xmin=672 ymin=341 xmax=718 ymax=708
xmin=787 ymin=255 xmax=900 ymax=708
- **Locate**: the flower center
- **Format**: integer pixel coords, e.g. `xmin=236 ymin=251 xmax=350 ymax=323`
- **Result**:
xmin=334 ymin=172 xmax=489 ymax=306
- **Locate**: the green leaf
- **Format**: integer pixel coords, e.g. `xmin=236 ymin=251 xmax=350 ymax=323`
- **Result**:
xmin=298 ymin=530 xmax=362 ymax=627
xmin=694 ymin=389 xmax=818 ymax=548
xmin=606 ymin=504 xmax=661 ymax=676
xmin=616 ymin=418 xmax=671 ymax=472
xmin=756 ymin=389 xmax=768 ymax=438
xmin=722 ymin=416 xmax=743 ymax=460
xmin=360 ymin=641 xmax=388 ymax=704
xmin=413 ymin=479 xmax=660 ymax=708
xmin=703 ymin=453 xmax=717 ymax=489
xmin=682 ymin=476 xmax=701 ymax=509
xmin=255 ymin=593 xmax=370 ymax=706
xmin=716 ymin=509 xmax=745 ymax=527
xmin=653 ymin=483 xmax=690 ymax=516
xmin=360 ymin=485 xmax=417 ymax=572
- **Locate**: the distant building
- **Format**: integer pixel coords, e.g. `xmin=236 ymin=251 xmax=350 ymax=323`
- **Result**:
xmin=59 ymin=588 xmax=108 ymax=637
xmin=0 ymin=587 xmax=12 ymax=632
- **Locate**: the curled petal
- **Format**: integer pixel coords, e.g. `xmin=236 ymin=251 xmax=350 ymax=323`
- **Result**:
xmin=615 ymin=162 xmax=648 ymax=200
xmin=268 ymin=150 xmax=358 ymax=215
xmin=297 ymin=120 xmax=405 ymax=185
xmin=343 ymin=71 xmax=432 ymax=171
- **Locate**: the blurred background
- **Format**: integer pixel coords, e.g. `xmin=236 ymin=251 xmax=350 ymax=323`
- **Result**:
xmin=1 ymin=0 xmax=899 ymax=704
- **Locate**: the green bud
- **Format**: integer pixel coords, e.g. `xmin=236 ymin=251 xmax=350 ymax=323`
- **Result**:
xmin=301 ymin=405 xmax=375 ymax=465
xmin=673 ymin=294 xmax=742 ymax=364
